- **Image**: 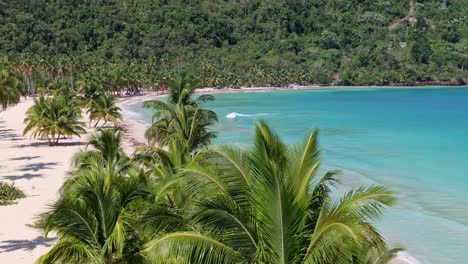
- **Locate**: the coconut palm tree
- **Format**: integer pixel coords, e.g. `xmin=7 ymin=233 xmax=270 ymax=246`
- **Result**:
xmin=131 ymin=138 xmax=218 ymax=257
xmin=143 ymin=74 xmax=217 ymax=150
xmin=88 ymin=92 xmax=122 ymax=127
xmin=144 ymin=121 xmax=396 ymax=264
xmin=37 ymin=157 xmax=148 ymax=264
xmin=358 ymin=246 xmax=403 ymax=264
xmin=73 ymin=128 xmax=131 ymax=171
xmin=165 ymin=73 xmax=215 ymax=106
xmin=144 ymin=103 xmax=217 ymax=151
xmin=0 ymin=68 xmax=22 ymax=109
xmin=23 ymin=96 xmax=86 ymax=146
xmin=16 ymin=56 xmax=36 ymax=96
xmin=132 ymin=140 xmax=198 ymax=229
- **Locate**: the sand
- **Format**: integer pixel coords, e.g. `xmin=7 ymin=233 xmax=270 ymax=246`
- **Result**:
xmin=0 ymin=99 xmax=94 ymax=262
xmin=0 ymin=97 xmax=151 ymax=263
xmin=0 ymin=91 xmax=420 ymax=263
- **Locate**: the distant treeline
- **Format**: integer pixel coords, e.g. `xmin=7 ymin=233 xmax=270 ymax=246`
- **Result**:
xmin=0 ymin=0 xmax=467 ymax=89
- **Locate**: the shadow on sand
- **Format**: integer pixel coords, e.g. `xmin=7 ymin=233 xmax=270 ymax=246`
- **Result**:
xmin=0 ymin=236 xmax=56 ymax=253
xmin=14 ymin=141 xmax=86 ymax=148
xmin=18 ymin=162 xmax=59 ymax=172
xmin=0 ymin=127 xmax=24 ymax=141
xmin=9 ymin=156 xmax=40 ymax=161
xmin=2 ymin=173 xmax=43 ymax=181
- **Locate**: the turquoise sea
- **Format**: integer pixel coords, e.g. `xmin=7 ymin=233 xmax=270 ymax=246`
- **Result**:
xmin=130 ymin=87 xmax=468 ymax=263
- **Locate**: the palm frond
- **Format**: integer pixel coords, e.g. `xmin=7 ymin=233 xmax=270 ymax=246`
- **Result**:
xmin=144 ymin=232 xmax=242 ymax=264
xmin=36 ymin=236 xmax=103 ymax=264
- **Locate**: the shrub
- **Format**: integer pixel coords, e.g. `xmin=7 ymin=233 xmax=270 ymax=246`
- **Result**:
xmin=0 ymin=181 xmax=26 ymax=205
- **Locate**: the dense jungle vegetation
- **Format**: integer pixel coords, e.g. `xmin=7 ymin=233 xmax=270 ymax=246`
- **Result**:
xmin=0 ymin=0 xmax=467 ymax=90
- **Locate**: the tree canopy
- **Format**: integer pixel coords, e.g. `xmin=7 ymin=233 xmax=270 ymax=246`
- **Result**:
xmin=0 ymin=0 xmax=466 ymax=87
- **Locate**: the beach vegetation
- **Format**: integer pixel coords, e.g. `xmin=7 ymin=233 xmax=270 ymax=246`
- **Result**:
xmin=143 ymin=121 xmax=397 ymax=263
xmin=73 ymin=128 xmax=130 ymax=171
xmin=37 ymin=157 xmax=148 ymax=264
xmin=87 ymin=92 xmax=123 ymax=128
xmin=37 ymin=85 xmax=398 ymax=262
xmin=143 ymin=74 xmax=217 ymax=149
xmin=0 ymin=181 xmax=26 ymax=206
xmin=0 ymin=0 xmax=465 ymax=89
xmin=23 ymin=96 xmax=86 ymax=146
xmin=0 ymin=67 xmax=22 ymax=109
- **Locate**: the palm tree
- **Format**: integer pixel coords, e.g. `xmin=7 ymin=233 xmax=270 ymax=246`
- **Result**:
xmin=143 ymin=74 xmax=217 ymax=150
xmin=16 ymin=56 xmax=36 ymax=96
xmin=23 ymin=96 xmax=86 ymax=146
xmin=132 ymin=139 xmax=211 ymax=253
xmin=73 ymin=128 xmax=131 ymax=171
xmin=358 ymin=246 xmax=403 ymax=264
xmin=144 ymin=103 xmax=217 ymax=151
xmin=88 ymin=92 xmax=122 ymax=127
xmin=37 ymin=157 xmax=148 ymax=264
xmin=0 ymin=68 xmax=22 ymax=109
xmin=144 ymin=121 xmax=396 ymax=263
xmin=165 ymin=73 xmax=214 ymax=106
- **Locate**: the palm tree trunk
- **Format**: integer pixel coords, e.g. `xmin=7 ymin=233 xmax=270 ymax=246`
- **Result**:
xmin=106 ymin=254 xmax=113 ymax=264
xmin=55 ymin=133 xmax=61 ymax=145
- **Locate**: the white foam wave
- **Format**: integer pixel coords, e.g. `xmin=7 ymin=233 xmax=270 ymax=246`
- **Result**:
xmin=226 ymin=112 xmax=270 ymax=119
xmin=392 ymin=251 xmax=421 ymax=264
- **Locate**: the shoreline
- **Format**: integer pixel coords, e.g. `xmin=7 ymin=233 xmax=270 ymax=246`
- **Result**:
xmin=118 ymin=83 xmax=468 ymax=105
xmin=116 ymin=83 xmax=468 ymax=132
xmin=194 ymin=83 xmax=467 ymax=94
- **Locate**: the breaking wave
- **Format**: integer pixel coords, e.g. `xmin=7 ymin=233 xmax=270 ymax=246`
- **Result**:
xmin=225 ymin=112 xmax=270 ymax=119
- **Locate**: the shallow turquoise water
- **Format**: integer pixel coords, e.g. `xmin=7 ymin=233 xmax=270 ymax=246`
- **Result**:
xmin=130 ymin=87 xmax=468 ymax=263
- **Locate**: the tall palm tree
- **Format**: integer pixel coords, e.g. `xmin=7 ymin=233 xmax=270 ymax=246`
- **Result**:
xmin=16 ymin=56 xmax=36 ymax=96
xmin=133 ymin=140 xmax=197 ymax=224
xmin=143 ymin=74 xmax=217 ymax=150
xmin=88 ymin=92 xmax=122 ymax=127
xmin=144 ymin=121 xmax=396 ymax=264
xmin=73 ymin=128 xmax=130 ymax=171
xmin=0 ymin=68 xmax=22 ymax=109
xmin=144 ymin=103 xmax=217 ymax=151
xmin=146 ymin=73 xmax=215 ymax=108
xmin=132 ymin=139 xmax=213 ymax=254
xmin=23 ymin=96 xmax=86 ymax=145
xmin=37 ymin=158 xmax=148 ymax=264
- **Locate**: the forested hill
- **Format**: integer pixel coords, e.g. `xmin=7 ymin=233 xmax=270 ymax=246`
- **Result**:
xmin=0 ymin=0 xmax=467 ymax=86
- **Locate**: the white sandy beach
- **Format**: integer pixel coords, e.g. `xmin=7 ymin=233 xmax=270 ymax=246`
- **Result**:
xmin=0 ymin=99 xmax=91 ymax=262
xmin=0 ymin=97 xmax=151 ymax=263
xmin=0 ymin=91 xmax=418 ymax=264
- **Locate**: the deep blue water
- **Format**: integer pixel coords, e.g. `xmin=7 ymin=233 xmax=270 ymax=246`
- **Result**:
xmin=130 ymin=87 xmax=468 ymax=263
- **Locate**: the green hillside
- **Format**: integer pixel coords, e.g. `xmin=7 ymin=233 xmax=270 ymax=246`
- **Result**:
xmin=0 ymin=0 xmax=467 ymax=87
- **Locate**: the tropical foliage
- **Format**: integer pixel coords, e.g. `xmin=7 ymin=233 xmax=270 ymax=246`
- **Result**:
xmin=73 ymin=128 xmax=130 ymax=171
xmin=37 ymin=117 xmax=399 ymax=263
xmin=37 ymin=157 xmax=148 ymax=264
xmin=143 ymin=121 xmax=397 ymax=263
xmin=0 ymin=0 xmax=466 ymax=90
xmin=23 ymin=96 xmax=86 ymax=145
xmin=143 ymin=74 xmax=217 ymax=150
xmin=88 ymin=92 xmax=123 ymax=128
xmin=0 ymin=67 xmax=22 ymax=109
xmin=0 ymin=181 xmax=26 ymax=206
